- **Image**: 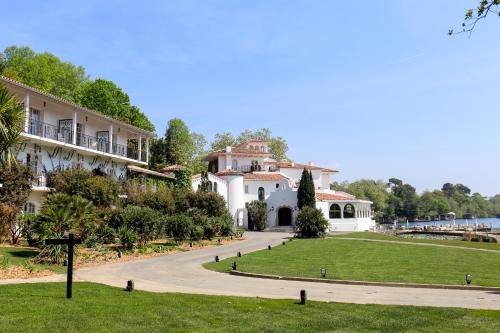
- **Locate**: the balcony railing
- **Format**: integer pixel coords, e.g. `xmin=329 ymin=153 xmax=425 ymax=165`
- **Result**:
xmin=238 ymin=165 xmax=268 ymax=172
xmin=25 ymin=119 xmax=146 ymax=162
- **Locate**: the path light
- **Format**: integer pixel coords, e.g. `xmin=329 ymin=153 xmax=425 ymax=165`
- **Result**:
xmin=232 ymin=261 xmax=237 ymax=270
xmin=282 ymin=241 xmax=286 ymax=246
xmin=126 ymin=280 xmax=134 ymax=292
xmin=321 ymin=268 xmax=327 ymax=278
xmin=215 ymin=255 xmax=219 ymax=262
xmin=189 ymin=242 xmax=193 ymax=248
xmin=268 ymin=245 xmax=272 ymax=250
xmin=300 ymin=290 xmax=307 ymax=305
xmin=117 ymin=250 xmax=122 ymax=258
xmin=237 ymin=251 xmax=241 ymax=257
xmin=466 ymin=274 xmax=472 ymax=285
xmin=63 ymin=259 xmax=68 ymax=267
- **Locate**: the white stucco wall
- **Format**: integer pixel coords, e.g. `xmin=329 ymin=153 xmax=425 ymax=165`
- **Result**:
xmin=191 ymin=173 xmax=228 ymax=202
xmin=317 ymin=201 xmax=375 ymax=232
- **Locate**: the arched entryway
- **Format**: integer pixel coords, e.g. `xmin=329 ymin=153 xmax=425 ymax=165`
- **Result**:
xmin=277 ymin=207 xmax=292 ymax=226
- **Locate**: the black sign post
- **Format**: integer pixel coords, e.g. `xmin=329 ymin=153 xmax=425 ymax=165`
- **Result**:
xmin=45 ymin=233 xmax=82 ymax=299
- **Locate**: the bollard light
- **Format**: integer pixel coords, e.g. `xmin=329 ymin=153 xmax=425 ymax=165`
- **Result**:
xmin=237 ymin=251 xmax=241 ymax=257
xmin=466 ymin=274 xmax=472 ymax=285
xmin=268 ymin=245 xmax=272 ymax=250
xmin=190 ymin=242 xmax=193 ymax=248
xmin=321 ymin=268 xmax=327 ymax=278
xmin=63 ymin=259 xmax=68 ymax=267
xmin=232 ymin=261 xmax=237 ymax=270
xmin=300 ymin=289 xmax=307 ymax=305
xmin=215 ymin=255 xmax=219 ymax=262
xmin=126 ymin=280 xmax=134 ymax=292
xmin=117 ymin=250 xmax=122 ymax=258
xmin=282 ymin=241 xmax=286 ymax=246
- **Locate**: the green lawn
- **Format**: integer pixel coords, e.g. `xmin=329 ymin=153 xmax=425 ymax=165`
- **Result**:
xmin=205 ymin=238 xmax=500 ymax=286
xmin=0 ymin=246 xmax=65 ymax=273
xmin=0 ymin=282 xmax=498 ymax=332
xmin=331 ymin=232 xmax=500 ymax=250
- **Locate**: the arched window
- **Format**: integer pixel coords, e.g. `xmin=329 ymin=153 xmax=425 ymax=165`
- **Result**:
xmin=343 ymin=204 xmax=355 ymax=219
xmin=213 ymin=182 xmax=218 ymax=193
xmin=249 ymin=145 xmax=254 ymax=150
xmin=329 ymin=204 xmax=341 ymax=219
xmin=258 ymin=187 xmax=265 ymax=201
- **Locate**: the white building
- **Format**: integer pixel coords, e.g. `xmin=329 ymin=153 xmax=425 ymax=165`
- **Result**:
xmin=192 ymin=140 xmax=374 ymax=232
xmin=1 ymin=76 xmax=167 ymax=213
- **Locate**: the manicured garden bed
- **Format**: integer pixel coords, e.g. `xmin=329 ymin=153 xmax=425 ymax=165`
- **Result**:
xmin=0 ymin=246 xmax=65 ymax=278
xmin=0 ymin=282 xmax=498 ymax=332
xmin=205 ymin=237 xmax=500 ymax=286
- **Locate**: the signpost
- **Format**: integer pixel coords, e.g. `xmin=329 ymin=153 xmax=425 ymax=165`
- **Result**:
xmin=45 ymin=233 xmax=81 ymax=299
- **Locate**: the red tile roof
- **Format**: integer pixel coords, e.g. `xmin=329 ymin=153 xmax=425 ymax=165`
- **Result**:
xmin=243 ymin=173 xmax=288 ymax=181
xmin=316 ymin=193 xmax=353 ymax=201
xmin=215 ymin=170 xmax=245 ymax=177
xmin=266 ymin=161 xmax=338 ymax=173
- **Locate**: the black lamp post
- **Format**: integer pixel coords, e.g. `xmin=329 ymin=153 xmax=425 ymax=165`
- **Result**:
xmin=300 ymin=289 xmax=307 ymax=305
xmin=466 ymin=274 xmax=472 ymax=285
xmin=126 ymin=280 xmax=134 ymax=292
xmin=237 ymin=251 xmax=241 ymax=257
xmin=215 ymin=255 xmax=219 ymax=262
xmin=268 ymin=245 xmax=272 ymax=250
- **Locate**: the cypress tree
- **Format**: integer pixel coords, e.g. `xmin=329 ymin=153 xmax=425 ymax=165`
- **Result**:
xmin=306 ymin=170 xmax=316 ymax=208
xmin=297 ymin=168 xmax=308 ymax=209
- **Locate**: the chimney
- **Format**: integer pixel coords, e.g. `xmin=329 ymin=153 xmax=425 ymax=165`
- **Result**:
xmin=308 ymin=161 xmax=314 ymax=166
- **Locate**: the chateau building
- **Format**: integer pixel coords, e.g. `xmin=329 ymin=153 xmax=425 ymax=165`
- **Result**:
xmin=192 ymin=140 xmax=374 ymax=232
xmin=0 ymin=76 xmax=169 ymax=213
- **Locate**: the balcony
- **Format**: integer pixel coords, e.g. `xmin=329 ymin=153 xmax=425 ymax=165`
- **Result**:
xmin=237 ymin=165 xmax=273 ymax=173
xmin=25 ymin=119 xmax=147 ymax=163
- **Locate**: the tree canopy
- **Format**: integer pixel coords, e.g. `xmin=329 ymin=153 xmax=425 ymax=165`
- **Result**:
xmin=449 ymin=0 xmax=499 ymax=35
xmin=0 ymin=46 xmax=154 ymax=131
xmin=210 ymin=128 xmax=288 ymax=161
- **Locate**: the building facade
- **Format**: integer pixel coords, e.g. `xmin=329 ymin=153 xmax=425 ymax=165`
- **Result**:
xmin=193 ymin=140 xmax=375 ymax=232
xmin=1 ymin=76 xmax=155 ymax=212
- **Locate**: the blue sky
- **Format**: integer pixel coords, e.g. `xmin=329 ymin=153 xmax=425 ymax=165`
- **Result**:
xmin=1 ymin=1 xmax=499 ymax=195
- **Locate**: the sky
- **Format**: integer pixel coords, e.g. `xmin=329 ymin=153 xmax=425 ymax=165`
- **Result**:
xmin=1 ymin=1 xmax=499 ymax=195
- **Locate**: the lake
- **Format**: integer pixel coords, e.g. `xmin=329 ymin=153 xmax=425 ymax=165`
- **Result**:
xmin=395 ymin=217 xmax=500 ymax=231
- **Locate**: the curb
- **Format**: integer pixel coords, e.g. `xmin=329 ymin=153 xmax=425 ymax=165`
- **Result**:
xmin=229 ymin=270 xmax=500 ymax=292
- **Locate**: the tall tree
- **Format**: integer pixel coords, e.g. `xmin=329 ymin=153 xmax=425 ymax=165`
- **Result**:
xmin=0 ymin=84 xmax=24 ymax=167
xmin=297 ymin=168 xmax=316 ymax=209
xmin=449 ymin=0 xmax=500 ymax=35
xmin=211 ymin=128 xmax=288 ymax=161
xmin=75 ymin=79 xmax=154 ymax=131
xmin=1 ymin=46 xmax=88 ymax=101
xmin=164 ymin=118 xmax=194 ymax=165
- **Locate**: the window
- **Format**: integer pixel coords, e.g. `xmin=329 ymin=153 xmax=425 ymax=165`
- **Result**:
xmin=260 ymin=146 xmax=265 ymax=152
xmin=213 ymin=182 xmax=218 ymax=193
xmin=276 ymin=183 xmax=279 ymax=189
xmin=23 ymin=202 xmax=36 ymax=214
xmin=232 ymin=159 xmax=238 ymax=170
xmin=343 ymin=204 xmax=355 ymax=219
xmin=258 ymin=187 xmax=265 ymax=201
xmin=245 ymin=185 xmax=249 ymax=193
xmin=329 ymin=204 xmax=341 ymax=219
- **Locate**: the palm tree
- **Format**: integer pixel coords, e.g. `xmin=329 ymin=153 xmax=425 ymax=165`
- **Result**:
xmin=0 ymin=83 xmax=24 ymax=168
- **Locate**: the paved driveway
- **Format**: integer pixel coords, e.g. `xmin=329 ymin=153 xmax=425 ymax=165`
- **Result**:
xmin=74 ymin=232 xmax=500 ymax=310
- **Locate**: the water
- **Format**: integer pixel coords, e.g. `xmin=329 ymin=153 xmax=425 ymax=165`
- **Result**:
xmin=394 ymin=217 xmax=500 ymax=231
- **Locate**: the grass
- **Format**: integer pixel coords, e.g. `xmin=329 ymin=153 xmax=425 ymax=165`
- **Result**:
xmin=331 ymin=232 xmax=500 ymax=250
xmin=0 ymin=246 xmax=65 ymax=273
xmin=0 ymin=282 xmax=498 ymax=332
xmin=205 ymin=237 xmax=500 ymax=286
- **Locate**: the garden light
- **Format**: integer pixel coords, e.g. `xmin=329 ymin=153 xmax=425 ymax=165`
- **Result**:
xmin=321 ymin=268 xmax=327 ymax=278
xmin=300 ymin=289 xmax=307 ymax=305
xmin=215 ymin=255 xmax=219 ymax=262
xmin=126 ymin=280 xmax=134 ymax=292
xmin=232 ymin=261 xmax=237 ymax=270
xmin=466 ymin=274 xmax=472 ymax=285
xmin=237 ymin=251 xmax=241 ymax=257
xmin=268 ymin=245 xmax=272 ymax=250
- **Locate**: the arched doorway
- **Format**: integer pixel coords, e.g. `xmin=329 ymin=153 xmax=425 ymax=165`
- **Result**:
xmin=278 ymin=207 xmax=292 ymax=226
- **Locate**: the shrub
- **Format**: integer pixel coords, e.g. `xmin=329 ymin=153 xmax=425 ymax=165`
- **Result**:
xmin=33 ymin=193 xmax=99 ymax=242
xmin=186 ymin=192 xmax=227 ymax=217
xmin=212 ymin=213 xmax=234 ymax=237
xmin=120 ymin=206 xmax=162 ymax=246
xmin=33 ymin=232 xmax=68 ymax=264
xmin=294 ymin=207 xmax=329 ymax=238
xmin=247 ymin=200 xmax=267 ymax=231
xmin=190 ymin=225 xmax=204 ymax=241
xmin=165 ymin=215 xmax=193 ymax=242
xmin=117 ymin=226 xmax=137 ymax=250
xmin=47 ymin=169 xmax=121 ymax=207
